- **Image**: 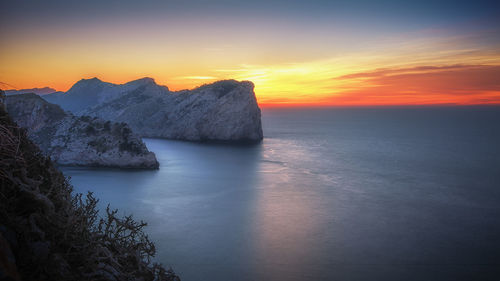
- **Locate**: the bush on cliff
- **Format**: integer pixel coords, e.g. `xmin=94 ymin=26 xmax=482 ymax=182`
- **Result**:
xmin=0 ymin=92 xmax=179 ymax=281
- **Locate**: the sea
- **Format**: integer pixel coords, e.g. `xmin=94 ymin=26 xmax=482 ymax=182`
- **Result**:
xmin=60 ymin=106 xmax=500 ymax=281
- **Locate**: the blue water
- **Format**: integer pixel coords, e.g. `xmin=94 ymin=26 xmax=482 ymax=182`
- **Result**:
xmin=62 ymin=107 xmax=500 ymax=281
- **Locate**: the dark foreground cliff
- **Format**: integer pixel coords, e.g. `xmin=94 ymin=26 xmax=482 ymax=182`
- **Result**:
xmin=0 ymin=100 xmax=179 ymax=280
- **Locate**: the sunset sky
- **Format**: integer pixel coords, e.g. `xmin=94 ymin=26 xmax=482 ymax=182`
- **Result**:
xmin=1 ymin=0 xmax=499 ymax=106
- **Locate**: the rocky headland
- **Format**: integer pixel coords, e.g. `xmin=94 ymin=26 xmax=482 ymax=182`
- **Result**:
xmin=44 ymin=78 xmax=263 ymax=142
xmin=5 ymin=93 xmax=158 ymax=169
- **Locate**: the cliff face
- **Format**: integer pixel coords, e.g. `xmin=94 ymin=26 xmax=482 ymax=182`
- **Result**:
xmin=0 ymin=94 xmax=179 ymax=280
xmin=45 ymin=78 xmax=263 ymax=142
xmin=6 ymin=94 xmax=158 ymax=169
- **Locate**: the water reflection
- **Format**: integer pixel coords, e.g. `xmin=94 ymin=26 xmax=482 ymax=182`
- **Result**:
xmin=251 ymin=137 xmax=337 ymax=281
xmin=60 ymin=107 xmax=500 ymax=281
xmin=64 ymin=139 xmax=264 ymax=281
xmin=62 ymin=167 xmax=158 ymax=211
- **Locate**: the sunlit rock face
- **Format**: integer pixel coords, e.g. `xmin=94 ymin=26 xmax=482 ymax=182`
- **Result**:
xmin=45 ymin=78 xmax=263 ymax=143
xmin=5 ymin=94 xmax=159 ymax=169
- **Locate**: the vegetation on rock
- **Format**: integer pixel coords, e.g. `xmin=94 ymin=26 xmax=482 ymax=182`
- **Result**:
xmin=5 ymin=94 xmax=159 ymax=169
xmin=0 ymin=91 xmax=179 ymax=280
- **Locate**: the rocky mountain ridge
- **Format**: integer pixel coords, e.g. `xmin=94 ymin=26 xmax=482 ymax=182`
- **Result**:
xmin=44 ymin=78 xmax=263 ymax=142
xmin=5 ymin=87 xmax=59 ymax=96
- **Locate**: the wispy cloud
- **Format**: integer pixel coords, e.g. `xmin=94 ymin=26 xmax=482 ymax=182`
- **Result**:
xmin=177 ymin=76 xmax=218 ymax=80
xmin=322 ymin=64 xmax=500 ymax=105
xmin=0 ymin=81 xmax=18 ymax=90
xmin=334 ymin=64 xmax=480 ymax=80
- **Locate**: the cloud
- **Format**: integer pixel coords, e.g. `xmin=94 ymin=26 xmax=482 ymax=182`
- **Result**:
xmin=324 ymin=64 xmax=500 ymax=105
xmin=335 ymin=64 xmax=487 ymax=80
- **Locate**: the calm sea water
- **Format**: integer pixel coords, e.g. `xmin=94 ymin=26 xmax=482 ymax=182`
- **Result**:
xmin=62 ymin=107 xmax=500 ymax=281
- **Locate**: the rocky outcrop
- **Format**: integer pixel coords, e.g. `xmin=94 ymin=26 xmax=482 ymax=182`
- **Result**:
xmin=44 ymin=78 xmax=263 ymax=142
xmin=5 ymin=94 xmax=158 ymax=169
xmin=0 ymin=102 xmax=179 ymax=280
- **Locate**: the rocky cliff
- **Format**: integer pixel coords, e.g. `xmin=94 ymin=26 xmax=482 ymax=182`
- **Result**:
xmin=5 ymin=94 xmax=158 ymax=169
xmin=44 ymin=78 xmax=263 ymax=142
xmin=0 ymin=96 xmax=179 ymax=280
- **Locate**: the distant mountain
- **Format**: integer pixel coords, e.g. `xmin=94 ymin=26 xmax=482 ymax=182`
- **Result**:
xmin=5 ymin=93 xmax=159 ymax=169
xmin=44 ymin=77 xmax=167 ymax=113
xmin=44 ymin=77 xmax=263 ymax=142
xmin=5 ymin=87 xmax=60 ymax=96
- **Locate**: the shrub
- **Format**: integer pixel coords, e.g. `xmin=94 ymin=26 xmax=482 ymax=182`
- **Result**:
xmin=119 ymin=140 xmax=143 ymax=154
xmin=104 ymin=121 xmax=111 ymax=132
xmin=0 ymin=103 xmax=179 ymax=281
xmin=84 ymin=124 xmax=96 ymax=135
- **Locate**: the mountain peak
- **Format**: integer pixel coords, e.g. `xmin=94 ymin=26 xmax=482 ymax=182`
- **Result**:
xmin=78 ymin=77 xmax=103 ymax=84
xmin=138 ymin=77 xmax=155 ymax=83
xmin=126 ymin=77 xmax=156 ymax=86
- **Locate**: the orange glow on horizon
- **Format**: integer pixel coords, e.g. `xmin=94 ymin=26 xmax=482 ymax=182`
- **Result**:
xmin=1 ymin=22 xmax=500 ymax=106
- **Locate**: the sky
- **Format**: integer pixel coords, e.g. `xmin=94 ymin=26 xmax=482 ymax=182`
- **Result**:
xmin=1 ymin=0 xmax=500 ymax=106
